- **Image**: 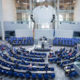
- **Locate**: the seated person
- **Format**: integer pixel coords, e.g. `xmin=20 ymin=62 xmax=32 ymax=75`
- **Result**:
xmin=45 ymin=64 xmax=48 ymax=73
xmin=42 ymin=42 xmax=44 ymax=49
xmin=10 ymin=66 xmax=14 ymax=72
xmin=68 ymin=52 xmax=72 ymax=56
xmin=48 ymin=53 xmax=53 ymax=58
xmin=69 ymin=49 xmax=72 ymax=53
xmin=29 ymin=63 xmax=32 ymax=68
xmin=26 ymin=70 xmax=32 ymax=75
xmin=22 ymin=59 xmax=26 ymax=64
xmin=27 ymin=63 xmax=32 ymax=71
xmin=15 ymin=62 xmax=19 ymax=68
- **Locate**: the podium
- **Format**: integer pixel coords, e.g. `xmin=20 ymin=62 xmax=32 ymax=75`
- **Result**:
xmin=34 ymin=37 xmax=51 ymax=52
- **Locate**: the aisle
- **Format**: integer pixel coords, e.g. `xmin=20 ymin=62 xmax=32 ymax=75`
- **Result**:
xmin=53 ymin=64 xmax=70 ymax=80
xmin=48 ymin=46 xmax=71 ymax=80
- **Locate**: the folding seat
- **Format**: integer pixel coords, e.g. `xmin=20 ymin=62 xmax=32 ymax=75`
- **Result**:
xmin=68 ymin=40 xmax=72 ymax=46
xmin=67 ymin=39 xmax=70 ymax=46
xmin=44 ymin=74 xmax=49 ymax=80
xmin=25 ymin=40 xmax=28 ymax=45
xmin=50 ymin=73 xmax=55 ymax=79
xmin=58 ymin=39 xmax=61 ymax=45
xmin=69 ymin=71 xmax=78 ymax=78
xmin=14 ymin=72 xmax=19 ymax=77
xmin=7 ymin=71 xmax=13 ymax=76
xmin=25 ymin=73 xmax=30 ymax=79
xmin=63 ymin=40 xmax=66 ymax=46
xmin=0 ymin=68 xmax=3 ymax=74
xmin=22 ymin=41 xmax=25 ymax=45
xmin=15 ymin=41 xmax=19 ymax=46
xmin=48 ymin=59 xmax=54 ymax=63
xmin=36 ymin=59 xmax=40 ymax=62
xmin=49 ymin=68 xmax=54 ymax=71
xmin=65 ymin=39 xmax=68 ymax=46
xmin=18 ymin=73 xmax=24 ymax=78
xmin=39 ymin=68 xmax=44 ymax=71
xmin=53 ymin=39 xmax=56 ymax=45
xmin=32 ymin=73 xmax=36 ymax=80
xmin=32 ymin=67 xmax=37 ymax=71
xmin=56 ymin=39 xmax=58 ymax=45
xmin=6 ymin=38 xmax=9 ymax=41
xmin=38 ymin=74 xmax=43 ymax=80
xmin=39 ymin=64 xmax=45 ymax=66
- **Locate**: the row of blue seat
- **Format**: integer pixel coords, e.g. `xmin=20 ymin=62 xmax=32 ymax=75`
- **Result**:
xmin=0 ymin=44 xmax=55 ymax=79
xmin=48 ymin=48 xmax=78 ymax=78
xmin=6 ymin=37 xmax=34 ymax=46
xmin=0 ymin=45 xmax=47 ymax=66
xmin=53 ymin=37 xmax=80 ymax=46
xmin=0 ymin=68 xmax=55 ymax=80
xmin=0 ymin=60 xmax=54 ymax=71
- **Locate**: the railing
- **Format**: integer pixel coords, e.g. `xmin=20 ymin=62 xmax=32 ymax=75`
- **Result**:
xmin=59 ymin=21 xmax=80 ymax=24
xmin=3 ymin=21 xmax=29 ymax=24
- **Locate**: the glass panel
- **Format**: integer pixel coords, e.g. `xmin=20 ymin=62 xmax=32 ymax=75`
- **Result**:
xmin=15 ymin=0 xmax=31 ymax=23
xmin=33 ymin=0 xmax=55 ymax=8
xmin=17 ymin=13 xmax=30 ymax=23
xmin=59 ymin=0 xmax=76 ymax=21
xmin=16 ymin=0 xmax=30 ymax=10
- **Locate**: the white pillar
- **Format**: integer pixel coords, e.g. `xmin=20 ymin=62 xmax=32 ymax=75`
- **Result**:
xmin=0 ymin=0 xmax=5 ymax=40
xmin=2 ymin=0 xmax=16 ymax=21
xmin=56 ymin=0 xmax=60 ymax=29
xmin=74 ymin=0 xmax=80 ymax=22
xmin=29 ymin=0 xmax=32 ymax=28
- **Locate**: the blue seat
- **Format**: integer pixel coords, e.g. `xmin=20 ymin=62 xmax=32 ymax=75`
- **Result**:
xmin=14 ymin=72 xmax=19 ymax=77
xmin=49 ymin=68 xmax=54 ymax=71
xmin=44 ymin=74 xmax=49 ymax=80
xmin=7 ymin=71 xmax=13 ymax=76
xmin=69 ymin=71 xmax=78 ymax=78
xmin=32 ymin=74 xmax=36 ymax=80
xmin=32 ymin=67 xmax=37 ymax=71
xmin=18 ymin=73 xmax=24 ymax=78
xmin=50 ymin=73 xmax=55 ymax=79
xmin=25 ymin=73 xmax=30 ymax=79
xmin=38 ymin=74 xmax=43 ymax=80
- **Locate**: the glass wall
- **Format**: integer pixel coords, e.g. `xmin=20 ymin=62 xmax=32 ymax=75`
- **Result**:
xmin=16 ymin=0 xmax=32 ymax=23
xmin=15 ymin=0 xmax=76 ymax=24
xmin=59 ymin=0 xmax=76 ymax=22
xmin=33 ymin=0 xmax=55 ymax=8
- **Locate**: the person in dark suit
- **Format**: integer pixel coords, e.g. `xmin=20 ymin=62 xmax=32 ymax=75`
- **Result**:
xmin=45 ymin=64 xmax=48 ymax=73
xmin=42 ymin=42 xmax=44 ymax=49
xmin=26 ymin=70 xmax=32 ymax=75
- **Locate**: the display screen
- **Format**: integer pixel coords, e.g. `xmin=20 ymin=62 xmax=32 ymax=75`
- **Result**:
xmin=73 ymin=32 xmax=80 ymax=37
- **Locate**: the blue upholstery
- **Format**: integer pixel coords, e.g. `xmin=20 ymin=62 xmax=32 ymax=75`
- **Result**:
xmin=50 ymin=73 xmax=55 ymax=79
xmin=18 ymin=73 xmax=24 ymax=78
xmin=14 ymin=72 xmax=19 ymax=77
xmin=44 ymin=74 xmax=49 ymax=80
xmin=32 ymin=74 xmax=36 ymax=80
xmin=0 ymin=44 xmax=56 ymax=79
xmin=6 ymin=37 xmax=34 ymax=46
xmin=69 ymin=71 xmax=78 ymax=78
xmin=53 ymin=37 xmax=80 ymax=46
xmin=38 ymin=74 xmax=43 ymax=80
xmin=25 ymin=73 xmax=30 ymax=79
